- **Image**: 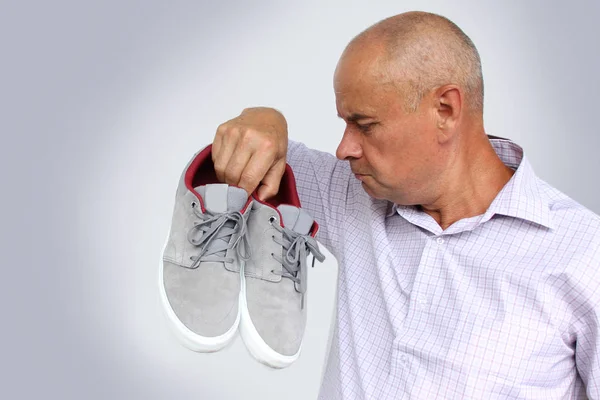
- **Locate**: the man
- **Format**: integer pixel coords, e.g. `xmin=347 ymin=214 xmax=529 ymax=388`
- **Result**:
xmin=210 ymin=11 xmax=600 ymax=399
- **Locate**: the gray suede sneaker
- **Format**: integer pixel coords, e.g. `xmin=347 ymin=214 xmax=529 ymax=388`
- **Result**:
xmin=240 ymin=165 xmax=325 ymax=368
xmin=160 ymin=145 xmax=252 ymax=352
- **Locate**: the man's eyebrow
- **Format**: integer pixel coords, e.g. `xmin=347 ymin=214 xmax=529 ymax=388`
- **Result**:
xmin=337 ymin=113 xmax=374 ymax=122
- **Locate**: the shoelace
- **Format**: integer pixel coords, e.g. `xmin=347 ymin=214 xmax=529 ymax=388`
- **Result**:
xmin=271 ymin=223 xmax=325 ymax=308
xmin=185 ymin=205 xmax=251 ymax=268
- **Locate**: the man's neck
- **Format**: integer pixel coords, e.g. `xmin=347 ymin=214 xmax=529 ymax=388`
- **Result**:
xmin=419 ymin=133 xmax=515 ymax=230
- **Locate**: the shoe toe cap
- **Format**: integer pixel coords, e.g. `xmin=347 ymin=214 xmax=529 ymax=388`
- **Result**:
xmin=246 ymin=277 xmax=306 ymax=356
xmin=163 ymin=260 xmax=241 ymax=337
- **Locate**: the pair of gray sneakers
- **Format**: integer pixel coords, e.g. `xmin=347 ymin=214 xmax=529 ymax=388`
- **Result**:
xmin=160 ymin=145 xmax=325 ymax=368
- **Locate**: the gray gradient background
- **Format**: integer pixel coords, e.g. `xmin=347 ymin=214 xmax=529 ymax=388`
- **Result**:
xmin=2 ymin=0 xmax=599 ymax=399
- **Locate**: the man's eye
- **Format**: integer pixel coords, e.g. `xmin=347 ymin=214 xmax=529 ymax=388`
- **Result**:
xmin=357 ymin=123 xmax=376 ymax=133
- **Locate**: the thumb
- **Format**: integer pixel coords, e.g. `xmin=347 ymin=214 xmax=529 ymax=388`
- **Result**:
xmin=257 ymin=160 xmax=286 ymax=201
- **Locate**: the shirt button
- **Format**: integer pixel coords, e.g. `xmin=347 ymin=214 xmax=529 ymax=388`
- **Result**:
xmin=400 ymin=354 xmax=407 ymax=363
xmin=436 ymin=237 xmax=444 ymax=244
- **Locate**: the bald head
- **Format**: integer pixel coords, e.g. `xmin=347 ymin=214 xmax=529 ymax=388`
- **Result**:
xmin=341 ymin=11 xmax=484 ymax=113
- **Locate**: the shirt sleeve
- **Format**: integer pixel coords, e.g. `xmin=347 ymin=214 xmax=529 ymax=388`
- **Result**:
xmin=286 ymin=140 xmax=350 ymax=258
xmin=571 ymin=240 xmax=600 ymax=398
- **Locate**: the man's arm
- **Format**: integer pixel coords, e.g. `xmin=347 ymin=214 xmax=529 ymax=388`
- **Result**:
xmin=568 ymin=237 xmax=600 ymax=398
xmin=574 ymin=308 xmax=600 ymax=399
xmin=287 ymin=140 xmax=350 ymax=256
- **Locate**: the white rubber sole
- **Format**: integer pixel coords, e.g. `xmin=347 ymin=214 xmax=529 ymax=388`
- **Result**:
xmin=158 ymin=235 xmax=242 ymax=352
xmin=238 ymin=274 xmax=301 ymax=369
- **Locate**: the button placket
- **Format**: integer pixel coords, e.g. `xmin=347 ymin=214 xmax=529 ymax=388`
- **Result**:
xmin=391 ymin=343 xmax=410 ymax=374
xmin=410 ymin=238 xmax=439 ymax=312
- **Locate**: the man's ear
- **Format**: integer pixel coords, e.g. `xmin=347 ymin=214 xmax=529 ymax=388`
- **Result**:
xmin=434 ymin=84 xmax=462 ymax=143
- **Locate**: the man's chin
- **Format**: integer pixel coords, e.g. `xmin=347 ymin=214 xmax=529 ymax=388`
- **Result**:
xmin=360 ymin=181 xmax=385 ymax=200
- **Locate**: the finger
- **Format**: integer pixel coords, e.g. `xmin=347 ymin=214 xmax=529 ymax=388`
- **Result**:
xmin=257 ymin=159 xmax=286 ymax=201
xmin=212 ymin=121 xmax=233 ymax=159
xmin=211 ymin=126 xmax=224 ymax=162
xmin=223 ymin=147 xmax=253 ymax=188
xmin=213 ymin=126 xmax=240 ymax=183
xmin=237 ymin=151 xmax=277 ymax=198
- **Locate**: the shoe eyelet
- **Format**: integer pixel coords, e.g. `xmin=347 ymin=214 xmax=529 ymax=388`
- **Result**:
xmin=191 ymin=201 xmax=197 ymax=208
xmin=269 ymin=215 xmax=277 ymax=224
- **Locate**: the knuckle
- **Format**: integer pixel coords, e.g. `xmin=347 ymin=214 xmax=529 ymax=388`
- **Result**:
xmin=213 ymin=160 xmax=225 ymax=175
xmin=219 ymin=125 xmax=242 ymax=141
xmin=239 ymin=171 xmax=257 ymax=187
xmin=241 ymin=129 xmax=257 ymax=146
xmin=216 ymin=123 xmax=229 ymax=136
xmin=229 ymin=126 xmax=242 ymax=139
xmin=224 ymin=168 xmax=237 ymax=184
xmin=261 ymin=139 xmax=275 ymax=151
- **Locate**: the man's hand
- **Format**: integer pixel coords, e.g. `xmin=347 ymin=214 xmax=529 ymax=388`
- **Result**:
xmin=212 ymin=107 xmax=288 ymax=201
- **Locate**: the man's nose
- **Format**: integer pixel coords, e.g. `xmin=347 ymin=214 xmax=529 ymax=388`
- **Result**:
xmin=336 ymin=126 xmax=362 ymax=160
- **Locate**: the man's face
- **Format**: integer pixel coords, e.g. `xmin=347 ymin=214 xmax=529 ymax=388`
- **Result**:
xmin=334 ymin=50 xmax=443 ymax=205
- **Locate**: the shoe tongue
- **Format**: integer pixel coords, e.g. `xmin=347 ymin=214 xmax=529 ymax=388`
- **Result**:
xmin=194 ymin=184 xmax=248 ymax=213
xmin=277 ymin=204 xmax=313 ymax=235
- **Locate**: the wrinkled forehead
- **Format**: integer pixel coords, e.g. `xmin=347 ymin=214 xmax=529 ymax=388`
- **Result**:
xmin=334 ymin=42 xmax=395 ymax=91
xmin=335 ymin=67 xmax=404 ymax=119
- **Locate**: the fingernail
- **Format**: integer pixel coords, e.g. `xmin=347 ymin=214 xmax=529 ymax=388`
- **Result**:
xmin=256 ymin=189 xmax=265 ymax=201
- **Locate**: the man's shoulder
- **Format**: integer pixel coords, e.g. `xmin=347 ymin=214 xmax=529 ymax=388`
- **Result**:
xmin=537 ymin=177 xmax=600 ymax=243
xmin=287 ymin=140 xmax=352 ymax=182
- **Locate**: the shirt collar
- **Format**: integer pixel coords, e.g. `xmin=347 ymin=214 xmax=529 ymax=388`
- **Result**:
xmin=387 ymin=137 xmax=554 ymax=230
xmin=481 ymin=138 xmax=554 ymax=229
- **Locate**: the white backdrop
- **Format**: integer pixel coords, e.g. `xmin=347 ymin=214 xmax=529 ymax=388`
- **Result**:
xmin=1 ymin=0 xmax=599 ymax=399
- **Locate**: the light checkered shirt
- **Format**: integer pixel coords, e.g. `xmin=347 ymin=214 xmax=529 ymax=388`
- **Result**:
xmin=287 ymin=137 xmax=600 ymax=400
